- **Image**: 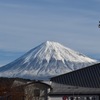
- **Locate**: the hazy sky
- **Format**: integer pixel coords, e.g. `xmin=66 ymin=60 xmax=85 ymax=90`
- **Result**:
xmin=0 ymin=0 xmax=100 ymax=66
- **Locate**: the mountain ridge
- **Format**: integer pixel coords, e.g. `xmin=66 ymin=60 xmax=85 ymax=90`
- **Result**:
xmin=0 ymin=41 xmax=97 ymax=80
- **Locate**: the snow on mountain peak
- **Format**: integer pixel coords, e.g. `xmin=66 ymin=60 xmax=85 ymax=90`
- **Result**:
xmin=24 ymin=41 xmax=96 ymax=63
xmin=0 ymin=41 xmax=97 ymax=80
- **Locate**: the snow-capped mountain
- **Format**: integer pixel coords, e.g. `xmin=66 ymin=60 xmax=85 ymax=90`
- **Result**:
xmin=0 ymin=41 xmax=97 ymax=80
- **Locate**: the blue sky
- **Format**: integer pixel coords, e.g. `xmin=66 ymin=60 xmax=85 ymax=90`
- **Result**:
xmin=0 ymin=0 xmax=100 ymax=66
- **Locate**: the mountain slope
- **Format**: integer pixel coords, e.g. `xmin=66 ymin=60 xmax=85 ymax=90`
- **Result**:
xmin=0 ymin=41 xmax=97 ymax=79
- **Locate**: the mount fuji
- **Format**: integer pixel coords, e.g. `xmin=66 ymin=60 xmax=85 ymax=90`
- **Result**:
xmin=0 ymin=41 xmax=97 ymax=80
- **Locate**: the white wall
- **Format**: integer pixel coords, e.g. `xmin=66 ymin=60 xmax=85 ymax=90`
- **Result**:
xmin=48 ymin=96 xmax=62 ymax=100
xmin=48 ymin=95 xmax=99 ymax=100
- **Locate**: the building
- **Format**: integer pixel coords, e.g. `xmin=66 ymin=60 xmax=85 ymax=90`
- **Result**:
xmin=49 ymin=63 xmax=100 ymax=100
xmin=0 ymin=78 xmax=51 ymax=100
xmin=24 ymin=81 xmax=51 ymax=100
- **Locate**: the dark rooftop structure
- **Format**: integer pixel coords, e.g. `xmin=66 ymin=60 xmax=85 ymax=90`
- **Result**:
xmin=49 ymin=63 xmax=100 ymax=100
xmin=51 ymin=63 xmax=100 ymax=88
